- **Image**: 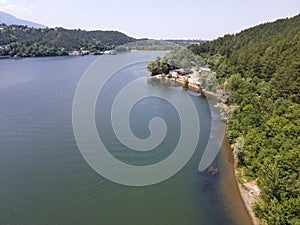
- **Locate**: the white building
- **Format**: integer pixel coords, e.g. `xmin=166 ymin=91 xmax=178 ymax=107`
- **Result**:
xmin=69 ymin=51 xmax=80 ymax=56
xmin=199 ymin=67 xmax=211 ymax=75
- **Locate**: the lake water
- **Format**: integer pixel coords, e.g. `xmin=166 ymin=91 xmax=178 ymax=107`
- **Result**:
xmin=0 ymin=53 xmax=251 ymax=225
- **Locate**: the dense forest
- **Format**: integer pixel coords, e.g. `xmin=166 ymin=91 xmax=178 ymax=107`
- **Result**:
xmin=146 ymin=48 xmax=206 ymax=75
xmin=189 ymin=14 xmax=300 ymax=224
xmin=0 ymin=24 xmax=136 ymax=57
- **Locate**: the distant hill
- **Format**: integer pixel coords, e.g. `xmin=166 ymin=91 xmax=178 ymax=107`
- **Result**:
xmin=0 ymin=24 xmax=136 ymax=57
xmin=118 ymin=39 xmax=181 ymax=51
xmin=116 ymin=39 xmax=206 ymax=52
xmin=0 ymin=11 xmax=46 ymax=28
xmin=164 ymin=39 xmax=205 ymax=45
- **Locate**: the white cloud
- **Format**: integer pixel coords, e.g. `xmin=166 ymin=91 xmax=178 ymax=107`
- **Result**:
xmin=20 ymin=5 xmax=35 ymax=11
xmin=0 ymin=3 xmax=35 ymax=16
xmin=0 ymin=4 xmax=16 ymax=11
xmin=0 ymin=0 xmax=8 ymax=4
xmin=0 ymin=3 xmax=15 ymax=10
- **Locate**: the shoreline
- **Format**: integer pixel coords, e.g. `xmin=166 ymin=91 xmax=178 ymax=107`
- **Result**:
xmin=232 ymin=157 xmax=260 ymax=225
xmin=220 ymin=138 xmax=261 ymax=225
xmin=203 ymin=89 xmax=260 ymax=225
xmin=0 ymin=50 xmax=168 ymax=60
xmin=217 ymin=138 xmax=253 ymax=225
xmin=204 ymin=92 xmax=260 ymax=225
xmin=149 ymin=74 xmax=259 ymax=225
xmin=202 ymin=89 xmax=260 ymax=225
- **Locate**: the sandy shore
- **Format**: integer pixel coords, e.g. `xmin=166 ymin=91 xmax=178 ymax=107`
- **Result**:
xmin=234 ymin=166 xmax=260 ymax=225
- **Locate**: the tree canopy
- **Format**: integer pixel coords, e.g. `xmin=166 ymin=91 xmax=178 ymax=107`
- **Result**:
xmin=147 ymin=48 xmax=206 ymax=75
xmin=0 ymin=24 xmax=136 ymax=57
xmin=189 ymin=14 xmax=300 ymax=225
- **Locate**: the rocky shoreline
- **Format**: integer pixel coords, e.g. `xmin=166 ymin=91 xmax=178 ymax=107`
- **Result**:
xmin=234 ymin=165 xmax=261 ymax=225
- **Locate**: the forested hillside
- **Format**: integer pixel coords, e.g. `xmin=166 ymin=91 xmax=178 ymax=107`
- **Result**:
xmin=189 ymin=14 xmax=300 ymax=225
xmin=0 ymin=24 xmax=136 ymax=57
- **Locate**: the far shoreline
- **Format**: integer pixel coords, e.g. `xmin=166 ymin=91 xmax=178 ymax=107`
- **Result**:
xmin=0 ymin=50 xmax=170 ymax=60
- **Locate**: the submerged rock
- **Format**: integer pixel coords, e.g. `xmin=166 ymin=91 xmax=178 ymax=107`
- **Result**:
xmin=208 ymin=166 xmax=219 ymax=175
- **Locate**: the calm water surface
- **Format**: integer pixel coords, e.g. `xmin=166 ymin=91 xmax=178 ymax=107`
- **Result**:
xmin=0 ymin=53 xmax=251 ymax=225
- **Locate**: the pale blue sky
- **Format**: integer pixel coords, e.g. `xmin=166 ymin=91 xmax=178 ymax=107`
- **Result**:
xmin=0 ymin=0 xmax=299 ymax=40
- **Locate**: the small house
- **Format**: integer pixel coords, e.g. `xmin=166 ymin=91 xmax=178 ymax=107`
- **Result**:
xmin=170 ymin=69 xmax=186 ymax=77
xmin=199 ymin=67 xmax=211 ymax=75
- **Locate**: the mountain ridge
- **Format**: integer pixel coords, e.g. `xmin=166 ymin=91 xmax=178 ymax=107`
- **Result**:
xmin=0 ymin=11 xmax=46 ymax=28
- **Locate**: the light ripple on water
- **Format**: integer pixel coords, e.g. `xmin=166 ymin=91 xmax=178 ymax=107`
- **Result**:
xmin=0 ymin=54 xmax=251 ymax=225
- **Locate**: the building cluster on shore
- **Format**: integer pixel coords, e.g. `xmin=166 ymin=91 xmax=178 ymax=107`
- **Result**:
xmin=150 ymin=67 xmax=212 ymax=94
xmin=68 ymin=49 xmax=117 ymax=56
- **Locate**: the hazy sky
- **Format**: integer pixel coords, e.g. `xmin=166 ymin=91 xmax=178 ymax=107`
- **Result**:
xmin=0 ymin=0 xmax=299 ymax=40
